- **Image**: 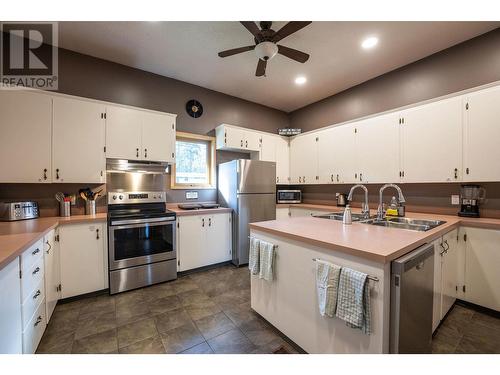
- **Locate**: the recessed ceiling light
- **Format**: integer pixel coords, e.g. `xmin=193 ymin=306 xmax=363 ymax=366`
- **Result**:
xmin=295 ymin=76 xmax=307 ymax=85
xmin=361 ymin=36 xmax=379 ymax=50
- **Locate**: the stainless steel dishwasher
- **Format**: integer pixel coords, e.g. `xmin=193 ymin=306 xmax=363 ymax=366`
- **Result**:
xmin=390 ymin=242 xmax=435 ymax=353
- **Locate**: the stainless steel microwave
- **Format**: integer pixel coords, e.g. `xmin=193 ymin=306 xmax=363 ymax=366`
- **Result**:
xmin=277 ymin=190 xmax=302 ymax=204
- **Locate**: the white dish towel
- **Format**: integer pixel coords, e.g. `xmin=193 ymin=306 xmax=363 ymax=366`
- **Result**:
xmin=248 ymin=237 xmax=260 ymax=275
xmin=259 ymin=240 xmax=276 ymax=281
xmin=315 ymin=260 xmax=342 ymax=317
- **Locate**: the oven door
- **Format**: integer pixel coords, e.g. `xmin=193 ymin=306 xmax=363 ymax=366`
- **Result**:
xmin=108 ymin=217 xmax=176 ymax=271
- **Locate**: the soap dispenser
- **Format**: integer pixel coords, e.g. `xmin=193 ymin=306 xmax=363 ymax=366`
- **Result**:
xmin=343 ymin=204 xmax=352 ymax=225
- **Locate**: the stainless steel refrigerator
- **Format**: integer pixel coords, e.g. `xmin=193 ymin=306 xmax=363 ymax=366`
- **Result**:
xmin=218 ymin=160 xmax=276 ymax=266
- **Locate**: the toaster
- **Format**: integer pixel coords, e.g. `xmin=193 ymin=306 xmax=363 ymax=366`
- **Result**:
xmin=0 ymin=201 xmax=39 ymax=221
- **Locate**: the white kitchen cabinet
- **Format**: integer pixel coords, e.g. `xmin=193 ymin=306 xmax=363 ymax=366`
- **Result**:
xmin=141 ymin=111 xmax=176 ymax=162
xmin=0 ymin=258 xmax=22 ymax=354
xmin=330 ymin=124 xmax=358 ymax=184
xmin=216 ymin=124 xmax=260 ymax=152
xmin=290 ymin=133 xmax=318 ymax=184
xmin=317 ymin=127 xmax=337 ymax=184
xmin=0 ymin=90 xmax=52 ymax=183
xmin=105 ymin=105 xmax=143 ymax=160
xmin=59 ymin=222 xmax=106 ymax=299
xmin=52 ymin=96 xmax=106 ymax=183
xmin=275 ymin=137 xmax=290 ymax=184
xmin=400 ymin=97 xmax=462 ymax=183
xmin=259 ymin=134 xmax=276 ymax=162
xmin=462 ymin=227 xmax=500 ymax=311
xmin=276 ymin=206 xmax=290 ymax=220
xmin=356 ymin=113 xmax=401 ymax=183
xmin=177 ymin=213 xmax=232 ymax=272
xmin=463 ymin=86 xmax=500 ymax=182
xmin=43 ymin=229 xmax=60 ymax=321
xmin=432 ymin=237 xmax=443 ymax=332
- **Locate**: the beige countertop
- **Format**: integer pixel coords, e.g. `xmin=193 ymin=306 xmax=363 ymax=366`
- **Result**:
xmin=167 ymin=204 xmax=232 ymax=217
xmin=0 ymin=213 xmax=107 ymax=271
xmin=252 ymin=204 xmax=500 ymax=263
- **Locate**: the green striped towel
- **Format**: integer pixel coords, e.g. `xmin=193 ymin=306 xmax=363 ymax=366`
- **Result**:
xmin=335 ymin=267 xmax=372 ymax=335
xmin=248 ymin=237 xmax=260 ymax=275
xmin=258 ymin=240 xmax=275 ymax=281
xmin=315 ymin=260 xmax=341 ymax=317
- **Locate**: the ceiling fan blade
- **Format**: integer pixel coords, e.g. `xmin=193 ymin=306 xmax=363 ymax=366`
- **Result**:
xmin=273 ymin=21 xmax=312 ymax=42
xmin=277 ymin=45 xmax=310 ymax=63
xmin=218 ymin=45 xmax=255 ymax=58
xmin=240 ymin=21 xmax=261 ymax=37
xmin=255 ymin=59 xmax=267 ymax=77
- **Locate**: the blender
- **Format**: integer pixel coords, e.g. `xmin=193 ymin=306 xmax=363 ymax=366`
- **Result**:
xmin=458 ymin=184 xmax=486 ymax=217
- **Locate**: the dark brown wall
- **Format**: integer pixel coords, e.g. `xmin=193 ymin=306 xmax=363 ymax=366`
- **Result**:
xmin=289 ymin=28 xmax=500 ymax=131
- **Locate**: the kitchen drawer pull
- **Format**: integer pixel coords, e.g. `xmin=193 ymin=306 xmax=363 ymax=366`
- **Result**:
xmin=299 ymin=177 xmax=302 ymax=183
xmin=136 ymin=148 xmax=139 ymax=158
xmin=208 ymin=218 xmax=212 ymax=227
xmin=45 ymin=241 xmax=51 ymax=254
xmin=33 ymin=290 xmax=41 ymax=299
xmin=32 ymin=248 xmax=40 ymax=256
xmin=56 ymin=169 xmax=60 ymax=180
xmin=32 ymin=267 xmax=40 ymax=275
xmin=34 ymin=316 xmax=42 ymax=327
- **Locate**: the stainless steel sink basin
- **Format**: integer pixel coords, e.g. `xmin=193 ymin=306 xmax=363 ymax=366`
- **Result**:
xmin=362 ymin=217 xmax=446 ymax=232
xmin=313 ymin=212 xmax=372 ymax=222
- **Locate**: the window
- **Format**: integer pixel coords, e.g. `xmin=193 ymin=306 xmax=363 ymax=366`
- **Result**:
xmin=171 ymin=132 xmax=216 ymax=189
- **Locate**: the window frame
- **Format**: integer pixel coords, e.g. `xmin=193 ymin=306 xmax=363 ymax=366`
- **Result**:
xmin=170 ymin=131 xmax=216 ymax=189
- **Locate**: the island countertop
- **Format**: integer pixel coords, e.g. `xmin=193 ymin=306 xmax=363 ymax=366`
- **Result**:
xmin=250 ymin=209 xmax=500 ymax=263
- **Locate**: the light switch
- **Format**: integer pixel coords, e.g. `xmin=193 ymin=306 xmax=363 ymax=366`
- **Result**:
xmin=186 ymin=191 xmax=199 ymax=200
xmin=451 ymin=195 xmax=460 ymax=205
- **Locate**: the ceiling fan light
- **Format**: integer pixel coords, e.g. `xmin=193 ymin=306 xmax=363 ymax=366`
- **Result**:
xmin=255 ymin=41 xmax=279 ymax=61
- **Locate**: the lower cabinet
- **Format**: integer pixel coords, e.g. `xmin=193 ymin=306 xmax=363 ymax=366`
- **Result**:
xmin=276 ymin=207 xmax=291 ymax=220
xmin=44 ymin=229 xmax=61 ymax=321
xmin=0 ymin=258 xmax=23 ymax=354
xmin=59 ymin=222 xmax=106 ymax=299
xmin=177 ymin=213 xmax=232 ymax=272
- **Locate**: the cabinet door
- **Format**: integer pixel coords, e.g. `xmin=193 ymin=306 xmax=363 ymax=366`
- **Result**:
xmin=290 ymin=134 xmax=317 ymax=184
xmin=0 ymin=91 xmax=52 ymax=183
xmin=0 ymin=258 xmax=22 ymax=354
xmin=224 ymin=126 xmax=245 ymax=149
xmin=356 ymin=113 xmax=400 ymax=183
xmin=178 ymin=215 xmax=205 ymax=272
xmin=206 ymin=213 xmax=232 ymax=265
xmin=43 ymin=229 xmax=60 ymax=322
xmin=53 ymin=97 xmax=105 ymax=183
xmin=441 ymin=229 xmax=458 ymax=319
xmin=275 ymin=137 xmax=290 ymax=184
xmin=401 ymin=97 xmax=462 ymax=183
xmin=276 ymin=207 xmax=290 ymax=220
xmin=105 ymin=105 xmax=142 ymax=160
xmin=331 ymin=124 xmax=358 ymax=184
xmin=432 ymin=238 xmax=443 ymax=333
xmin=464 ymin=86 xmax=500 ymax=182
xmin=259 ymin=134 xmax=276 ymax=162
xmin=141 ymin=112 xmax=176 ymax=162
xmin=463 ymin=227 xmax=500 ymax=311
xmin=243 ymin=130 xmax=261 ymax=151
xmin=317 ymin=128 xmax=336 ymax=184
xmin=59 ymin=223 xmax=105 ymax=299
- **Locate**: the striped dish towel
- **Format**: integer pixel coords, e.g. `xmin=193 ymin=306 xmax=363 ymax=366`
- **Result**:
xmin=258 ymin=240 xmax=275 ymax=281
xmin=248 ymin=237 xmax=260 ymax=275
xmin=315 ymin=260 xmax=341 ymax=317
xmin=335 ymin=267 xmax=372 ymax=335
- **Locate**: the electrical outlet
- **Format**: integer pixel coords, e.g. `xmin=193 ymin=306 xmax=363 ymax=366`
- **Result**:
xmin=451 ymin=195 xmax=460 ymax=205
xmin=186 ymin=191 xmax=198 ymax=200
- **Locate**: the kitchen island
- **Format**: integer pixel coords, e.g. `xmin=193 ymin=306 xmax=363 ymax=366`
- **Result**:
xmin=249 ymin=209 xmax=500 ymax=354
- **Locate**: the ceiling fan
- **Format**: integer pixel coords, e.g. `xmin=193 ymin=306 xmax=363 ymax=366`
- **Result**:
xmin=218 ymin=21 xmax=312 ymax=77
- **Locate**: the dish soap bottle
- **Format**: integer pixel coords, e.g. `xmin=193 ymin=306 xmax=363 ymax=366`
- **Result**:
xmin=386 ymin=196 xmax=399 ymax=217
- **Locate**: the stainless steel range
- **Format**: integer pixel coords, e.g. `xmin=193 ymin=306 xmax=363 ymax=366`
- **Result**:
xmin=106 ymin=160 xmax=176 ymax=294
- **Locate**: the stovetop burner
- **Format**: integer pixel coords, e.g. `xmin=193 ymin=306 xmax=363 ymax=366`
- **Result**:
xmin=108 ymin=202 xmax=176 ymax=221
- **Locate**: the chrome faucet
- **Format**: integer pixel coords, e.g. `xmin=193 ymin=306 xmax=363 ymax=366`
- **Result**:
xmin=377 ymin=184 xmax=406 ymax=220
xmin=347 ymin=184 xmax=370 ymax=219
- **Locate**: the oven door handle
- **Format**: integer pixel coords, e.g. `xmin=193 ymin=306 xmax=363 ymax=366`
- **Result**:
xmin=110 ymin=216 xmax=176 ymax=226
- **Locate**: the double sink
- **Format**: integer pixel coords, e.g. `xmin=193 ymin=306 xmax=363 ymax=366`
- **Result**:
xmin=313 ymin=212 xmax=446 ymax=232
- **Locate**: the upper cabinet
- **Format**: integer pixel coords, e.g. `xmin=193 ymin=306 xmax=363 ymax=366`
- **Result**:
xmin=463 ymin=86 xmax=500 ymax=182
xmin=52 ymin=97 xmax=106 ymax=183
xmin=216 ymin=124 xmax=260 ymax=152
xmin=259 ymin=133 xmax=276 ymax=162
xmin=290 ymin=133 xmax=318 ymax=184
xmin=106 ymin=105 xmax=176 ymax=163
xmin=400 ymin=97 xmax=463 ymax=183
xmin=0 ymin=90 xmax=52 ymax=183
xmin=275 ymin=137 xmax=290 ymax=184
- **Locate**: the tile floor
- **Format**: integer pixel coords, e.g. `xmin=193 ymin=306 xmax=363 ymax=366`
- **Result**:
xmin=36 ymin=264 xmax=499 ymax=354
xmin=36 ymin=264 xmax=298 ymax=354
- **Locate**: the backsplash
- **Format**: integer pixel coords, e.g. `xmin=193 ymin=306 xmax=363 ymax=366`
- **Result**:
xmin=284 ymin=182 xmax=500 ymax=218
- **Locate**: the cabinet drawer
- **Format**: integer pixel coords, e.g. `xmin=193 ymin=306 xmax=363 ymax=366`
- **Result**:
xmin=22 ymin=298 xmax=46 ymax=354
xmin=21 ymin=255 xmax=44 ymax=302
xmin=22 ymin=279 xmax=45 ymax=330
xmin=21 ymin=239 xmax=44 ymax=274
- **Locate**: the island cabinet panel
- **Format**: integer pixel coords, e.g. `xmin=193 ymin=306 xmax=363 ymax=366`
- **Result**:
xmin=463 ymin=85 xmax=500 ymax=182
xmin=400 ymin=96 xmax=463 ymax=183
xmin=249 ymin=230 xmax=390 ymax=354
xmin=0 ymin=258 xmax=23 ymax=354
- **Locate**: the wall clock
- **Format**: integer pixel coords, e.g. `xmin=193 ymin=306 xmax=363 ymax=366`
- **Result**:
xmin=186 ymin=99 xmax=203 ymax=118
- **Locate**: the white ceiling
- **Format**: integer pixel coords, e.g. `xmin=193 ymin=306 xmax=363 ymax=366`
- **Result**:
xmin=58 ymin=21 xmax=499 ymax=112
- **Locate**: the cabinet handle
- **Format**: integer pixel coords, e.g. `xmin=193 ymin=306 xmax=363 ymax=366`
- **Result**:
xmin=330 ymin=174 xmax=333 ymax=182
xmin=45 ymin=241 xmax=51 ymax=254
xmin=96 ymin=229 xmax=100 ymax=240
xmin=444 ymin=240 xmax=449 ymax=251
xmin=136 ymin=148 xmax=139 ymax=158
xmin=56 ymin=169 xmax=60 ymax=180
xmin=299 ymin=176 xmax=302 ymax=183
xmin=33 ymin=290 xmax=41 ymax=299
xmin=466 ymin=167 xmax=470 ymax=175
xmin=34 ymin=316 xmax=42 ymax=327
xmin=43 ymin=168 xmax=47 ymax=180
xmin=276 ymin=177 xmax=279 ymax=183
xmin=454 ymin=168 xmax=458 ymax=179
xmin=336 ymin=174 xmax=339 ymax=182
xmin=208 ymin=218 xmax=212 ymax=227
xmin=144 ymin=148 xmax=148 ymax=158
xmin=355 ymin=173 xmax=357 ymax=179
xmin=303 ymin=176 xmax=306 ymax=183
xmin=32 ymin=248 xmax=40 ymax=256
xmin=202 ymin=218 xmax=205 ymax=227
xmin=439 ymin=242 xmax=446 ymax=256
xmin=359 ymin=173 xmax=363 ymax=182
xmin=240 ymin=140 xmax=243 ymax=147
xmin=32 ymin=267 xmax=40 ymax=275
xmin=245 ymin=140 xmax=248 ymax=148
